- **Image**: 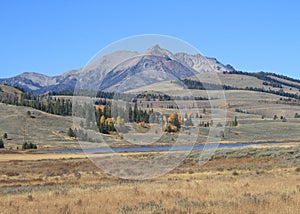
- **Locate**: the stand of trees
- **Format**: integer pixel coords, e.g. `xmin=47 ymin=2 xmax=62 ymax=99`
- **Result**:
xmin=94 ymin=102 xmax=152 ymax=134
xmin=22 ymin=142 xmax=37 ymax=150
xmin=73 ymin=101 xmax=153 ymax=134
xmin=227 ymin=116 xmax=238 ymax=127
xmin=67 ymin=128 xmax=88 ymax=141
xmin=163 ymin=113 xmax=181 ymax=132
xmin=0 ymin=92 xmax=72 ymax=116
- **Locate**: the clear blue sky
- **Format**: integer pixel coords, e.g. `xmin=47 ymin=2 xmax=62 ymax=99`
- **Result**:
xmin=1 ymin=0 xmax=300 ymax=78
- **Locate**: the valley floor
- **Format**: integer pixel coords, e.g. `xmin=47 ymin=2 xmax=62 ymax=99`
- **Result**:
xmin=0 ymin=144 xmax=300 ymax=214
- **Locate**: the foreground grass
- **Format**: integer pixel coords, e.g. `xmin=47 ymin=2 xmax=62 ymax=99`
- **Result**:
xmin=0 ymin=144 xmax=300 ymax=213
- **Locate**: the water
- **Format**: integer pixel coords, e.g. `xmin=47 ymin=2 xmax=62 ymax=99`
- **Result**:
xmin=43 ymin=142 xmax=282 ymax=153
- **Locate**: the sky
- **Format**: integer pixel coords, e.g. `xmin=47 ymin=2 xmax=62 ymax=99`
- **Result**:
xmin=0 ymin=0 xmax=300 ymax=79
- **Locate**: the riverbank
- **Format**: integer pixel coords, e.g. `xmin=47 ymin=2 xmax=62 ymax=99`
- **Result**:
xmin=0 ymin=141 xmax=298 ymax=161
xmin=37 ymin=140 xmax=299 ymax=153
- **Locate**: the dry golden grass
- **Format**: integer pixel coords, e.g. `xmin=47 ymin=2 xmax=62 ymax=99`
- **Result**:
xmin=0 ymin=103 xmax=81 ymax=150
xmin=0 ymin=152 xmax=87 ymax=162
xmin=0 ymin=146 xmax=300 ymax=214
xmin=2 ymin=173 xmax=300 ymax=214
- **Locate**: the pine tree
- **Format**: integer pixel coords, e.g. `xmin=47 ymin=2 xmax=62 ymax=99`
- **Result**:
xmin=128 ymin=106 xmax=133 ymax=122
xmin=133 ymin=102 xmax=138 ymax=122
xmin=173 ymin=113 xmax=180 ymax=129
xmin=0 ymin=138 xmax=4 ymax=148
xmin=234 ymin=116 xmax=238 ymax=126
xmin=67 ymin=128 xmax=76 ymax=138
xmin=185 ymin=118 xmax=193 ymax=126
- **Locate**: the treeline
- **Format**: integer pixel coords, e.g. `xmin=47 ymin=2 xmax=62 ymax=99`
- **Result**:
xmin=239 ymin=87 xmax=300 ymax=100
xmin=226 ymin=85 xmax=300 ymax=100
xmin=178 ymin=79 xmax=223 ymax=90
xmin=0 ymin=92 xmax=73 ymax=116
xmin=224 ymin=70 xmax=300 ymax=91
xmin=180 ymin=78 xmax=300 ymax=100
xmin=51 ymin=89 xmax=134 ymax=101
xmin=51 ymin=89 xmax=115 ymax=99
xmin=262 ymin=81 xmax=282 ymax=88
xmin=235 ymin=108 xmax=253 ymax=114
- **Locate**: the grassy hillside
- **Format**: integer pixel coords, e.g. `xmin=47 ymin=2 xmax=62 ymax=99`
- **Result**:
xmin=0 ymin=84 xmax=23 ymax=102
xmin=0 ymin=103 xmax=77 ymax=150
xmin=2 ymin=70 xmax=300 ymax=150
xmin=0 ymin=84 xmax=23 ymax=94
xmin=127 ymin=71 xmax=300 ymax=144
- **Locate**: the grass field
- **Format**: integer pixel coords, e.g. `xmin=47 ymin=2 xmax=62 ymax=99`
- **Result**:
xmin=0 ymin=144 xmax=299 ymax=213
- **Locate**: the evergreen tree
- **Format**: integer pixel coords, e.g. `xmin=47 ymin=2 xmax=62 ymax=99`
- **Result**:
xmin=185 ymin=118 xmax=194 ymax=126
xmin=0 ymin=138 xmax=4 ymax=148
xmin=67 ymin=128 xmax=76 ymax=138
xmin=173 ymin=113 xmax=180 ymax=129
xmin=128 ymin=105 xmax=133 ymax=122
xmin=233 ymin=116 xmax=238 ymax=126
xmin=3 ymin=133 xmax=8 ymax=139
xmin=80 ymin=120 xmax=84 ymax=128
xmin=133 ymin=102 xmax=138 ymax=122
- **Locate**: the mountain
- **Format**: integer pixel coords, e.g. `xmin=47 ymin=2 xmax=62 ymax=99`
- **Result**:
xmin=0 ymin=45 xmax=235 ymax=93
xmin=99 ymin=54 xmax=197 ymax=92
xmin=0 ymin=71 xmax=77 ymax=93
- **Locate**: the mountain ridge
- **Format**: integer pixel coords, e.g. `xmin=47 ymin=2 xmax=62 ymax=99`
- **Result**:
xmin=0 ymin=45 xmax=235 ymax=93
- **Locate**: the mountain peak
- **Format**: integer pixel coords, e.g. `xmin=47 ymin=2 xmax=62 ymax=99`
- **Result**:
xmin=144 ymin=44 xmax=174 ymax=60
xmin=145 ymin=44 xmax=165 ymax=53
xmin=150 ymin=44 xmax=162 ymax=50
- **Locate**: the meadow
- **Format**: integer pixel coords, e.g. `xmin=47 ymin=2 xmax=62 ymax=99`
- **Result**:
xmin=0 ymin=144 xmax=299 ymax=213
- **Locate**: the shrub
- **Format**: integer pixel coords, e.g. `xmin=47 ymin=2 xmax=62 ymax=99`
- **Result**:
xmin=27 ymin=195 xmax=34 ymax=202
xmin=6 ymin=171 xmax=19 ymax=176
xmin=232 ymin=171 xmax=239 ymax=176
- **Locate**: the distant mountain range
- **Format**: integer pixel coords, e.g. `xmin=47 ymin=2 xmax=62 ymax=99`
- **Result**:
xmin=0 ymin=45 xmax=235 ymax=93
